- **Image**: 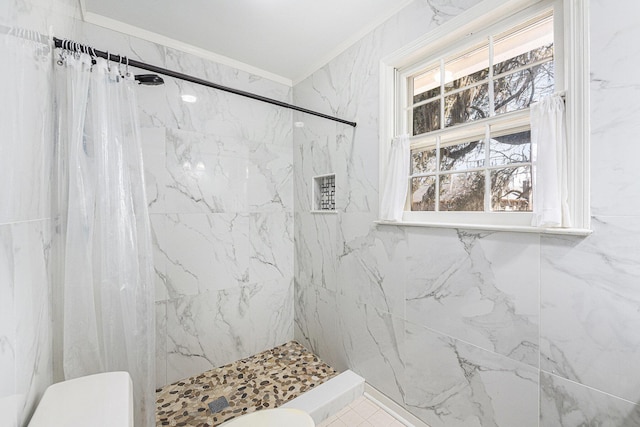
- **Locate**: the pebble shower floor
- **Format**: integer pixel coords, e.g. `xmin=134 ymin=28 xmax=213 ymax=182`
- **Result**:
xmin=155 ymin=341 xmax=338 ymax=426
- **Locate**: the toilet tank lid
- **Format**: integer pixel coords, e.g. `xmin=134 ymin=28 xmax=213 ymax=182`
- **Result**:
xmin=28 ymin=372 xmax=133 ymax=427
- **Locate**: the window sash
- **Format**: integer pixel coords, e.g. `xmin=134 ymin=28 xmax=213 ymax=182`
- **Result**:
xmin=401 ymin=9 xmax=553 ymax=216
xmin=406 ymin=14 xmax=554 ymax=138
xmin=408 ymin=112 xmax=533 ymax=214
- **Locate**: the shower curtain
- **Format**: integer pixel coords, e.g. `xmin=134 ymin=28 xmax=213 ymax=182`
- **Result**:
xmin=56 ymin=52 xmax=155 ymax=427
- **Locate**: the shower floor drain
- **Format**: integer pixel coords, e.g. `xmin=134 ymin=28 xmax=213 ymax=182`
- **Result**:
xmin=208 ymin=396 xmax=230 ymax=414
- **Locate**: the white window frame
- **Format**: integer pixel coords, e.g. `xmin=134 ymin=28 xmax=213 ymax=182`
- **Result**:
xmin=378 ymin=0 xmax=590 ymax=235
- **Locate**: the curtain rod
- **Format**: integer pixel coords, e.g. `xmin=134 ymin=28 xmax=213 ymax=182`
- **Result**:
xmin=52 ymin=37 xmax=357 ymax=128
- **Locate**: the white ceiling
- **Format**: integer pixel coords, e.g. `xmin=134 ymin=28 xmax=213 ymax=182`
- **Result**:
xmin=83 ymin=0 xmax=413 ymax=85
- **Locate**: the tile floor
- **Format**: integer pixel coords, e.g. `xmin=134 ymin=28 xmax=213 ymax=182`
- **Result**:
xmin=156 ymin=341 xmax=337 ymax=426
xmin=317 ymin=396 xmax=408 ymax=427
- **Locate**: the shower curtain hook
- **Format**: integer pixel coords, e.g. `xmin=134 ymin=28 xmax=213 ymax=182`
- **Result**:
xmin=126 ymin=56 xmax=130 ymax=78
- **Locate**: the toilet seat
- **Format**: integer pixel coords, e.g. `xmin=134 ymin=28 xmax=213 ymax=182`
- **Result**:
xmin=219 ymin=408 xmax=314 ymax=427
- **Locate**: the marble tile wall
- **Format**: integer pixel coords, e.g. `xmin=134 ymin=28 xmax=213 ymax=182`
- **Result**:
xmin=73 ymin=22 xmax=295 ymax=387
xmin=0 ymin=0 xmax=78 ymax=426
xmin=293 ymin=0 xmax=640 ymax=426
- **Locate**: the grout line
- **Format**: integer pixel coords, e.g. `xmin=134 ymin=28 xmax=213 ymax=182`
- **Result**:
xmin=404 ymin=318 xmax=538 ymax=370
xmin=541 ymin=370 xmax=640 ymax=407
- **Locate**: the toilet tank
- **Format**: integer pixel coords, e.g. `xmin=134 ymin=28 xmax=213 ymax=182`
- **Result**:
xmin=29 ymin=372 xmax=134 ymax=427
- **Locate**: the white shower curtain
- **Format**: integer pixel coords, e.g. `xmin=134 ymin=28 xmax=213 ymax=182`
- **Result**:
xmin=57 ymin=54 xmax=155 ymax=427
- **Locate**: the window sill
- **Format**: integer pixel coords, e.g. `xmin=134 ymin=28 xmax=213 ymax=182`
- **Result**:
xmin=311 ymin=210 xmax=337 ymax=215
xmin=374 ymin=220 xmax=592 ymax=236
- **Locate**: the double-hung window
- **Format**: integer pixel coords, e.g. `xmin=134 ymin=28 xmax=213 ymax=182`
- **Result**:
xmin=380 ymin=0 xmax=590 ymax=232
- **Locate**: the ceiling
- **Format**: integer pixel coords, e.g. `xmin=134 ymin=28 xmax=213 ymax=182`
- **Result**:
xmin=83 ymin=0 xmax=413 ymax=85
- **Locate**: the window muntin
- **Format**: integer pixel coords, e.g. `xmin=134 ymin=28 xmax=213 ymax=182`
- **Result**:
xmin=405 ymin=11 xmax=554 ymax=215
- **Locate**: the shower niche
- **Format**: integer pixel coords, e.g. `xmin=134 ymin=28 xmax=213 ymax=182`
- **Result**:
xmin=312 ymin=173 xmax=336 ymax=213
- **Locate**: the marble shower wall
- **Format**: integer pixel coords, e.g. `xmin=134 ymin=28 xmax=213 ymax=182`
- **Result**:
xmin=71 ymin=23 xmax=295 ymax=387
xmin=0 ymin=0 xmax=80 ymax=426
xmin=293 ymin=1 xmax=640 ymax=426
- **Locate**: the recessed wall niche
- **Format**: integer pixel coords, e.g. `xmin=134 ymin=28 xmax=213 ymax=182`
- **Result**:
xmin=312 ymin=173 xmax=336 ymax=213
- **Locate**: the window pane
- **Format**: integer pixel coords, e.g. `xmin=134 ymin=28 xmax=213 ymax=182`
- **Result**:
xmin=490 ymin=130 xmax=530 ymax=166
xmin=414 ymin=87 xmax=441 ymax=104
xmin=445 ymin=68 xmax=489 ymax=92
xmin=444 ymin=44 xmax=489 ymax=92
xmin=413 ymin=100 xmax=440 ymax=135
xmin=411 ymin=176 xmax=436 ymax=211
xmin=490 ymin=166 xmax=532 ymax=211
xmin=411 ymin=148 xmax=437 ymax=174
xmin=440 ymin=140 xmax=485 ymax=171
xmin=493 ymin=13 xmax=554 ymax=74
xmin=439 ymin=171 xmax=485 ymax=211
xmin=413 ymin=67 xmax=441 ymax=104
xmin=494 ymin=61 xmax=554 ymax=114
xmin=444 ymin=84 xmax=489 ymax=127
xmin=493 ymin=44 xmax=554 ymax=75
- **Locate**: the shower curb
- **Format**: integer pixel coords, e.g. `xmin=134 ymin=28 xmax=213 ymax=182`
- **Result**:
xmin=281 ymin=370 xmax=364 ymax=425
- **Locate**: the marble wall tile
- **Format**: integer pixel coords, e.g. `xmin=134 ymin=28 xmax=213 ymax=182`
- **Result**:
xmin=165 ymin=128 xmax=250 ymax=214
xmin=164 ymin=47 xmax=291 ymax=103
xmin=160 ymin=76 xmax=293 ymax=143
xmin=132 ymin=43 xmax=292 ymax=136
xmin=589 ymin=0 xmax=640 ymax=87
xmin=406 ymin=228 xmax=540 ymax=367
xmin=166 ymin=279 xmax=293 ymax=384
xmin=170 ymin=128 xmax=253 ymax=159
xmin=149 ymin=214 xmax=168 ymax=302
xmin=337 ymin=296 xmax=405 ymax=403
xmin=141 ymin=127 xmax=169 ymax=214
xmin=293 ymin=282 xmax=343 ymax=372
xmin=540 ymin=372 xmax=640 ymax=427
xmin=403 ymin=321 xmax=539 ymax=427
xmin=335 ymin=124 xmax=378 ymax=214
xmin=248 ymin=142 xmax=293 ymax=213
xmin=295 ymin=212 xmax=337 ymax=292
xmin=589 ymin=85 xmax=640 ymax=216
xmin=336 ymin=214 xmax=407 ymax=317
xmin=0 ymin=224 xmax=18 ymax=425
xmin=589 ymin=0 xmax=640 ymax=216
xmin=250 ymin=212 xmax=294 ymax=284
xmin=155 ymin=302 xmax=167 ymax=388
xmin=136 ymin=83 xmax=175 ymax=130
xmin=540 ymin=216 xmax=640 ymax=403
xmin=153 ymin=213 xmax=250 ymax=298
xmin=292 ymin=114 xmax=337 ymax=214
